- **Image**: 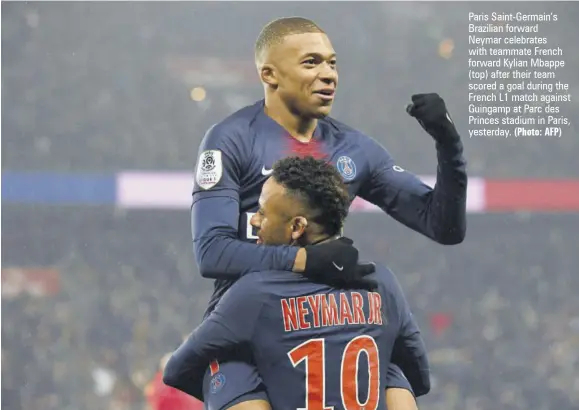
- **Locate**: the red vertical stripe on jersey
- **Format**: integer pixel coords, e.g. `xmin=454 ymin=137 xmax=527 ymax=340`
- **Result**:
xmin=286 ymin=136 xmax=327 ymax=160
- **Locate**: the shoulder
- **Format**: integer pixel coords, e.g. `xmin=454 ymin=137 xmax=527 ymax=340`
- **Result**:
xmin=238 ymin=269 xmax=292 ymax=286
xmin=219 ymin=270 xmax=295 ymax=314
xmin=227 ymin=271 xmax=264 ymax=293
xmin=198 ymin=102 xmax=263 ymax=164
xmin=225 ymin=269 xmax=281 ymax=296
xmin=205 ymin=101 xmax=263 ymax=140
xmin=369 ymin=263 xmax=402 ymax=297
xmin=320 ymin=116 xmax=359 ymax=134
xmin=232 ymin=269 xmax=302 ymax=294
xmin=321 ymin=117 xmax=390 ymax=153
xmin=213 ymin=273 xmax=267 ymax=314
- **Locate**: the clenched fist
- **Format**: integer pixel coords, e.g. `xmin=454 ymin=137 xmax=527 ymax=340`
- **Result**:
xmin=406 ymin=93 xmax=460 ymax=145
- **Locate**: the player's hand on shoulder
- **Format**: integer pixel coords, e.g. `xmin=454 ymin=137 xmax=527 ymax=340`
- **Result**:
xmin=345 ymin=262 xmax=378 ymax=291
xmin=406 ymin=93 xmax=460 ymax=145
xmin=303 ymin=237 xmax=378 ymax=291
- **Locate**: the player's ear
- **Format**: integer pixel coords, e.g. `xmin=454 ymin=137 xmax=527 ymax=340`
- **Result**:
xmin=260 ymin=63 xmax=278 ymax=88
xmin=291 ymin=216 xmax=307 ymax=241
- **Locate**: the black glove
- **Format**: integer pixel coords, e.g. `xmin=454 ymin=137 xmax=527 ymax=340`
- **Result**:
xmin=406 ymin=93 xmax=460 ymax=145
xmin=303 ymin=237 xmax=378 ymax=291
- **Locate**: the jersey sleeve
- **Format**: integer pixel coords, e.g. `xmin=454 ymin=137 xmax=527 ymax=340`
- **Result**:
xmin=378 ymin=268 xmax=431 ymax=397
xmin=192 ymin=124 xmax=244 ymax=197
xmin=163 ymin=274 xmax=264 ymax=398
xmin=357 ymin=136 xmax=467 ymax=245
xmin=192 ymin=124 xmax=299 ymax=278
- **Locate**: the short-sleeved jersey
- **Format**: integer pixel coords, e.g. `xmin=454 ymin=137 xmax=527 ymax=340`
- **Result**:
xmin=192 ymin=100 xmax=466 ymax=314
xmin=164 ymin=264 xmax=430 ymax=410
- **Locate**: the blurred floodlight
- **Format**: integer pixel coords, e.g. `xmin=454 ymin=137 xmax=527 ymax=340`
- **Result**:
xmin=438 ymin=38 xmax=454 ymax=59
xmin=190 ymin=87 xmax=207 ymax=102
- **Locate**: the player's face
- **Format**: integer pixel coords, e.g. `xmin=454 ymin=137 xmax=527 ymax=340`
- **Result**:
xmin=251 ymin=178 xmax=307 ymax=246
xmin=270 ymin=33 xmax=338 ymax=119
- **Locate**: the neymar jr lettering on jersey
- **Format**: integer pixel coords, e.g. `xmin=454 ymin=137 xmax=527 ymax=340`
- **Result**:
xmin=281 ymin=291 xmax=383 ymax=332
xmin=165 ymin=268 xmax=432 ymax=407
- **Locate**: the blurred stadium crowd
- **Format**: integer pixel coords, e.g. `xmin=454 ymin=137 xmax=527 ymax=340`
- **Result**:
xmin=2 ymin=2 xmax=578 ymax=410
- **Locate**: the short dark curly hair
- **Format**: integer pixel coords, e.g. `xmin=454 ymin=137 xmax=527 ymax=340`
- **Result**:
xmin=272 ymin=156 xmax=350 ymax=236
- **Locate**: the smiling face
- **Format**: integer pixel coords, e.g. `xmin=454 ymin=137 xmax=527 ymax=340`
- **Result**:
xmin=260 ymin=32 xmax=338 ymax=119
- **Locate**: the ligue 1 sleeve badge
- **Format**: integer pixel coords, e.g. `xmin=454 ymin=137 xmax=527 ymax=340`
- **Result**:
xmin=196 ymin=150 xmax=223 ymax=190
xmin=210 ymin=372 xmax=226 ymax=394
xmin=336 ymin=156 xmax=356 ymax=181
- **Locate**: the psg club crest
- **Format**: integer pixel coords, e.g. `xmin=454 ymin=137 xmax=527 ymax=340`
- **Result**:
xmin=196 ymin=150 xmax=223 ymax=190
xmin=336 ymin=156 xmax=356 ymax=181
xmin=210 ymin=373 xmax=226 ymax=394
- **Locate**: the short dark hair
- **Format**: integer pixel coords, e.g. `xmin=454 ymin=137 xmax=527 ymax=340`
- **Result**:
xmin=255 ymin=17 xmax=324 ymax=63
xmin=272 ymin=156 xmax=349 ymax=236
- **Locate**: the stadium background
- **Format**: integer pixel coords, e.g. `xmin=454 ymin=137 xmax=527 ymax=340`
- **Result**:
xmin=2 ymin=2 xmax=578 ymax=410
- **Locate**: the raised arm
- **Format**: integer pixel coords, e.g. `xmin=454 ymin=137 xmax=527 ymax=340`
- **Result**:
xmin=359 ymin=94 xmax=467 ymax=245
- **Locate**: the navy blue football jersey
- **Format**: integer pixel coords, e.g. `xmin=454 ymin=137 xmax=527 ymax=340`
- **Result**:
xmin=164 ymin=264 xmax=430 ymax=410
xmin=192 ymin=100 xmax=467 ymax=314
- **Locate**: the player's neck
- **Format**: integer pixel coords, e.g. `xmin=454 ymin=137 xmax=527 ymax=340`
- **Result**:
xmin=264 ymin=98 xmax=317 ymax=142
xmin=305 ymin=234 xmax=340 ymax=247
